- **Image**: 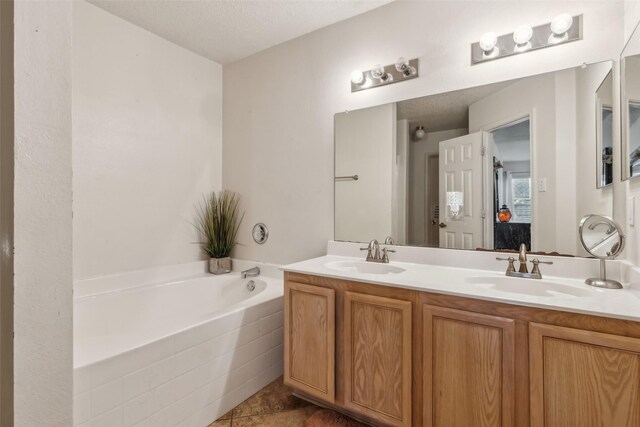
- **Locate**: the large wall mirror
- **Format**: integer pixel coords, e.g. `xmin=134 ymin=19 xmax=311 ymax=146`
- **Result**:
xmin=335 ymin=61 xmax=614 ymax=257
xmin=622 ymin=20 xmax=640 ymax=180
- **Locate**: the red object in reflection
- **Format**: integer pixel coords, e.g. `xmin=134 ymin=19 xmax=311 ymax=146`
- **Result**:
xmin=498 ymin=205 xmax=512 ymax=223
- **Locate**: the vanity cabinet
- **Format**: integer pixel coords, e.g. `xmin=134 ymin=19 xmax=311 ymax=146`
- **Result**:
xmin=284 ymin=272 xmax=640 ymax=427
xmin=422 ymin=305 xmax=515 ymax=427
xmin=283 ymin=281 xmax=335 ymax=402
xmin=344 ymin=292 xmax=412 ymax=427
xmin=529 ymin=323 xmax=640 ymax=427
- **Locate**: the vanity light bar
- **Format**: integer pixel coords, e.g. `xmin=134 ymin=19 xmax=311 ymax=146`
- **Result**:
xmin=471 ymin=14 xmax=583 ymax=65
xmin=350 ymin=58 xmax=419 ymax=92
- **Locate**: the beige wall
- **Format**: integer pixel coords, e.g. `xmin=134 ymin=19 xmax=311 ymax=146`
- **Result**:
xmin=14 ymin=0 xmax=73 ymax=424
xmin=223 ymin=0 xmax=624 ymax=265
xmin=73 ymin=1 xmax=223 ymax=280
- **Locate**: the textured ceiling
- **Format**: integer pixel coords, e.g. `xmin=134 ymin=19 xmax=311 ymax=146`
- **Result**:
xmin=397 ymin=81 xmax=516 ymax=134
xmin=88 ymin=0 xmax=394 ymax=64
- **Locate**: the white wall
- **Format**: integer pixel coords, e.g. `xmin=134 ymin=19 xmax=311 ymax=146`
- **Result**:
xmin=73 ymin=1 xmax=223 ymax=280
xmin=334 ymin=103 xmax=395 ymax=243
xmin=408 ymin=128 xmax=467 ymax=246
xmin=14 ymin=0 xmax=73 ymax=424
xmin=223 ymin=0 xmax=624 ymax=265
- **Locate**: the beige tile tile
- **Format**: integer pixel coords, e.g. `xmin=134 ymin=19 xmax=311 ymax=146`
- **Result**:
xmin=218 ymin=410 xmax=233 ymax=420
xmin=303 ymin=409 xmax=370 ymax=427
xmin=232 ymin=376 xmax=313 ymax=418
xmin=233 ymin=406 xmax=319 ymax=427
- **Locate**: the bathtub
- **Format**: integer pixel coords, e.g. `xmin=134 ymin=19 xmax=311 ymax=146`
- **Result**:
xmin=73 ymin=260 xmax=284 ymax=427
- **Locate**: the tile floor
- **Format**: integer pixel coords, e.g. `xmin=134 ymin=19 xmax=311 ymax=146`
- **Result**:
xmin=209 ymin=377 xmax=369 ymax=427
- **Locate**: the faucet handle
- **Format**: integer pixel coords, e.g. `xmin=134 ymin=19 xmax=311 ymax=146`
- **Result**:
xmin=496 ymin=256 xmax=516 ymax=274
xmin=532 ymin=258 xmax=553 ymax=265
xmin=381 ymin=247 xmax=395 ymax=263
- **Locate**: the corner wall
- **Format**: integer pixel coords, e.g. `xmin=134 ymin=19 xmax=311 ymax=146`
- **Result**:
xmin=223 ymin=0 xmax=624 ymax=265
xmin=73 ymin=1 xmax=223 ymax=280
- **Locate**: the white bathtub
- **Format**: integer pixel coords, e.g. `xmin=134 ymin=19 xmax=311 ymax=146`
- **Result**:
xmin=73 ymin=260 xmax=284 ymax=427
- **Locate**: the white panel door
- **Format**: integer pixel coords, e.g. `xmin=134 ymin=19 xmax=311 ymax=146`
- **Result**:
xmin=438 ymin=132 xmax=485 ymax=249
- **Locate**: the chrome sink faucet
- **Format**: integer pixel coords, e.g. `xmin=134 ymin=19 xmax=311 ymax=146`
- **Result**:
xmin=497 ymin=243 xmax=553 ymax=279
xmin=241 ymin=266 xmax=260 ymax=278
xmin=360 ymin=239 xmax=395 ymax=263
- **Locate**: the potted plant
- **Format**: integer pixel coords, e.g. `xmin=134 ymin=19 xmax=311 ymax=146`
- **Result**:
xmin=195 ymin=190 xmax=244 ymax=274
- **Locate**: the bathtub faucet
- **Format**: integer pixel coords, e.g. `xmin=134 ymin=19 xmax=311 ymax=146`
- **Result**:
xmin=241 ymin=266 xmax=260 ymax=279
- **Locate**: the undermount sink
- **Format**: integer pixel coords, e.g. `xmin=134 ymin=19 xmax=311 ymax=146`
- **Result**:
xmin=465 ymin=276 xmax=592 ymax=298
xmin=325 ymin=260 xmax=405 ymax=275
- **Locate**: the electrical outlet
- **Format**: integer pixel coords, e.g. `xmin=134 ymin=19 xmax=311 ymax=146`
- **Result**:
xmin=537 ymin=178 xmax=547 ymax=192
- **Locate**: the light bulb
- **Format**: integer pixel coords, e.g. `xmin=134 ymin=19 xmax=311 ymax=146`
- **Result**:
xmin=371 ymin=64 xmax=387 ymax=80
xmin=415 ymin=126 xmax=425 ymax=140
xmin=395 ymin=57 xmax=409 ymax=72
xmin=551 ymin=13 xmax=573 ymax=35
xmin=350 ymin=70 xmax=364 ymax=85
xmin=513 ymin=25 xmax=533 ymax=45
xmin=479 ymin=32 xmax=498 ymax=53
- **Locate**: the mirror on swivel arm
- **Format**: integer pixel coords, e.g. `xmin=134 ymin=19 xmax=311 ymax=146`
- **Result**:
xmin=579 ymin=214 xmax=624 ymax=289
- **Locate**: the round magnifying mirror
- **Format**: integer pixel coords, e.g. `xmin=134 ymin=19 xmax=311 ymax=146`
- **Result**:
xmin=579 ymin=214 xmax=624 ymax=289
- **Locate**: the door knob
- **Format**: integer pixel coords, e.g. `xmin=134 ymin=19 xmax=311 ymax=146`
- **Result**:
xmin=431 ymin=220 xmax=438 ymax=225
xmin=439 ymin=223 xmax=447 ymax=228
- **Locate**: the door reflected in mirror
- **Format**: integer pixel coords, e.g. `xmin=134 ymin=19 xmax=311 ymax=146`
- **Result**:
xmin=335 ymin=61 xmax=614 ymax=257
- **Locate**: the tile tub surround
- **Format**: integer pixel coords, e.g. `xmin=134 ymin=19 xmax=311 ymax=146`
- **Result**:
xmin=73 ymin=260 xmax=284 ymax=427
xmin=209 ymin=377 xmax=368 ymax=427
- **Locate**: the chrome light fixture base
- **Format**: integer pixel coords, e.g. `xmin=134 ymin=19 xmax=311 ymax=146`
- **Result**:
xmin=351 ymin=58 xmax=419 ymax=93
xmin=471 ymin=15 xmax=582 ymax=65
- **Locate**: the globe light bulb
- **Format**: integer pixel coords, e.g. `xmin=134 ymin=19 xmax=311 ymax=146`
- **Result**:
xmin=479 ymin=32 xmax=498 ymax=53
xmin=513 ymin=25 xmax=533 ymax=45
xmin=371 ymin=64 xmax=386 ymax=80
xmin=551 ymin=13 xmax=573 ymax=35
xmin=350 ymin=70 xmax=364 ymax=85
xmin=415 ymin=126 xmax=426 ymax=140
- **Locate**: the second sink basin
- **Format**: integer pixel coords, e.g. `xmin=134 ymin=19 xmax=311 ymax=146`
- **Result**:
xmin=465 ymin=276 xmax=592 ymax=298
xmin=325 ymin=260 xmax=405 ymax=275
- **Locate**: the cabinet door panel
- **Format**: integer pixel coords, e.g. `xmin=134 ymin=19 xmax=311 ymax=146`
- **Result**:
xmin=344 ymin=291 xmax=412 ymax=427
xmin=284 ymin=281 xmax=335 ymax=402
xmin=530 ymin=323 xmax=640 ymax=427
xmin=423 ymin=305 xmax=515 ymax=427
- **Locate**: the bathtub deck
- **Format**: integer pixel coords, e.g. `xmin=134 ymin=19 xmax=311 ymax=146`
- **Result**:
xmin=209 ymin=377 xmax=368 ymax=426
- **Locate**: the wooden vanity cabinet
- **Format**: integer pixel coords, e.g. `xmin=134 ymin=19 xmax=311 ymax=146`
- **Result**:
xmin=283 ymin=281 xmax=335 ymax=402
xmin=344 ymin=291 xmax=412 ymax=427
xmin=284 ymin=272 xmax=640 ymax=427
xmin=422 ymin=305 xmax=515 ymax=427
xmin=529 ymin=323 xmax=640 ymax=427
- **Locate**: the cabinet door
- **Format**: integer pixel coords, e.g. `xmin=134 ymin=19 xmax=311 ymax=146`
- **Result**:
xmin=530 ymin=323 xmax=640 ymax=427
xmin=344 ymin=291 xmax=412 ymax=427
xmin=423 ymin=305 xmax=515 ymax=427
xmin=284 ymin=281 xmax=335 ymax=402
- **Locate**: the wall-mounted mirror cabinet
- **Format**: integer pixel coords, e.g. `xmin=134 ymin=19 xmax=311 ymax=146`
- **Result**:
xmin=622 ymin=20 xmax=640 ymax=180
xmin=335 ymin=61 xmax=614 ymax=257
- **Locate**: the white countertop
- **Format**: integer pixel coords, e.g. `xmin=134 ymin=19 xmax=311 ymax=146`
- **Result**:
xmin=282 ymin=254 xmax=640 ymax=322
